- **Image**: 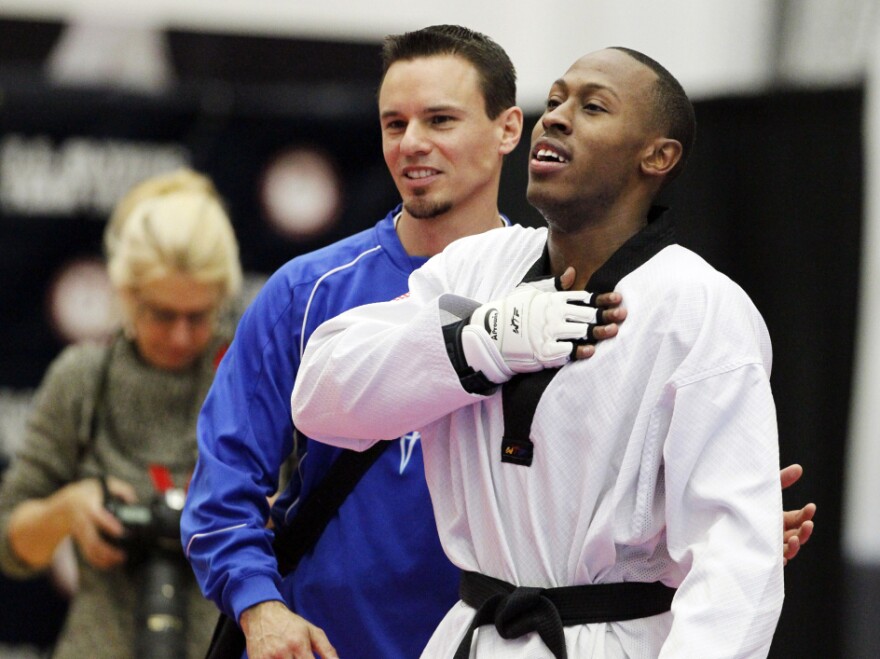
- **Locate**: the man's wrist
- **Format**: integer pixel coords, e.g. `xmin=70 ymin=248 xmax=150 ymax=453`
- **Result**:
xmin=240 ymin=599 xmax=286 ymax=630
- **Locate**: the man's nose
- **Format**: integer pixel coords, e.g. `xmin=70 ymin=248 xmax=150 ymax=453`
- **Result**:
xmin=542 ymin=103 xmax=572 ymax=134
xmin=400 ymin=122 xmax=431 ymax=155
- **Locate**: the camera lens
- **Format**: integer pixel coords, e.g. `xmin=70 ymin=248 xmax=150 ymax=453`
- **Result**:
xmin=136 ymin=554 xmax=187 ymax=659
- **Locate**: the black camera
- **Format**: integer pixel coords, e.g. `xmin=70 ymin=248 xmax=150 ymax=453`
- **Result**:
xmin=105 ymin=488 xmax=188 ymax=659
xmin=104 ymin=489 xmax=185 ymax=557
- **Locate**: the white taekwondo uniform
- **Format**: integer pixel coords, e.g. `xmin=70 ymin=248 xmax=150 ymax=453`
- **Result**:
xmin=292 ymin=210 xmax=784 ymax=659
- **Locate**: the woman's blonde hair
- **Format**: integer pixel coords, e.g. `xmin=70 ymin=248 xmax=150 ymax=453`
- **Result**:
xmin=105 ymin=168 xmax=243 ymax=301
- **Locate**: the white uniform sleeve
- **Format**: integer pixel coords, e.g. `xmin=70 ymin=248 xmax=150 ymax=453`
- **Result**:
xmin=660 ymin=363 xmax=784 ymax=658
xmin=291 ymin=256 xmax=487 ymax=448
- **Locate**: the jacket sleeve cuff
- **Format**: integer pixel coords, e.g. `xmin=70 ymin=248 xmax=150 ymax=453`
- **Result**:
xmin=227 ymin=572 xmax=286 ymax=624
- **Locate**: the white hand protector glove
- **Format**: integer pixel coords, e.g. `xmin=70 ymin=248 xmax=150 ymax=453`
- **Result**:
xmin=460 ymin=285 xmax=599 ymax=384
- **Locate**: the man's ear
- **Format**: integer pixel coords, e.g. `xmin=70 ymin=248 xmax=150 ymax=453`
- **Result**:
xmin=497 ymin=106 xmax=524 ymax=156
xmin=641 ymin=138 xmax=682 ymax=178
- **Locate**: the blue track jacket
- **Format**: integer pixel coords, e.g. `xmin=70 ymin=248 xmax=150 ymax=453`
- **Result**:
xmin=181 ymin=207 xmax=485 ymax=658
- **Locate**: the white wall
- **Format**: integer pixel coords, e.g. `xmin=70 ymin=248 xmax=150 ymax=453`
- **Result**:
xmin=0 ymin=0 xmax=871 ymax=110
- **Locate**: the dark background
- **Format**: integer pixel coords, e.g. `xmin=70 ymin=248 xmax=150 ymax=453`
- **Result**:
xmin=0 ymin=19 xmax=862 ymax=657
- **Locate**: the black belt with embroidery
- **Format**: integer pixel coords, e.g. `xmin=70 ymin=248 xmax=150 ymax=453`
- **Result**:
xmin=454 ymin=571 xmax=676 ymax=659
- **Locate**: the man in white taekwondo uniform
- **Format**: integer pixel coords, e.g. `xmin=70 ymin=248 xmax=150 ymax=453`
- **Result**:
xmin=293 ymin=47 xmax=784 ymax=657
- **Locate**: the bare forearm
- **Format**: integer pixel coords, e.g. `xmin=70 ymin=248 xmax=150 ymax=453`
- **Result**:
xmin=7 ymin=487 xmax=77 ymax=569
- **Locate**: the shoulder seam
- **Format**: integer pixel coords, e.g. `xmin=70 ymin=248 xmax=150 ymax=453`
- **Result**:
xmin=299 ymin=244 xmax=383 ymax=358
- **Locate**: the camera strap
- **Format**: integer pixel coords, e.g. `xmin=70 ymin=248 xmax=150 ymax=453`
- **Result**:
xmin=76 ymin=338 xmax=115 ymax=472
xmin=204 ymin=441 xmax=390 ymax=659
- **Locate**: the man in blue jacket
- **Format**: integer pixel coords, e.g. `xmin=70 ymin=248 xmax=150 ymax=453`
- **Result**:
xmin=183 ymin=25 xmax=542 ymax=659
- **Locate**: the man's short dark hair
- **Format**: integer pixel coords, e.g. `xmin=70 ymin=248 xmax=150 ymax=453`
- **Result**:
xmin=611 ymin=47 xmax=696 ymax=183
xmin=381 ymin=25 xmax=517 ymax=119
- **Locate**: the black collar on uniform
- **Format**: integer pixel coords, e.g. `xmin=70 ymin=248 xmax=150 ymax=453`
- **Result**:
xmin=500 ymin=206 xmax=678 ymax=470
xmin=520 ymin=205 xmax=677 ymax=292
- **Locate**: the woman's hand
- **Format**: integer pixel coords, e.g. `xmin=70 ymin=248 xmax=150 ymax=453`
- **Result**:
xmin=68 ymin=477 xmax=137 ymax=569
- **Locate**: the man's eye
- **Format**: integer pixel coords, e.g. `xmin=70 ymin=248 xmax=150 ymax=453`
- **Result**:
xmin=431 ymin=116 xmax=453 ymax=125
xmin=384 ymin=120 xmax=406 ymax=131
xmin=584 ymin=102 xmax=607 ymax=113
xmin=545 ymin=99 xmax=561 ymax=110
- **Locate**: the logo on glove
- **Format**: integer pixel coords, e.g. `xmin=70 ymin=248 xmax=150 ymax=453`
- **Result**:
xmin=484 ymin=308 xmax=500 ymax=341
xmin=510 ymin=307 xmax=521 ymax=334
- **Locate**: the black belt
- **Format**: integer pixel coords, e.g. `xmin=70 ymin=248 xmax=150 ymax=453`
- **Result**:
xmin=454 ymin=571 xmax=676 ymax=659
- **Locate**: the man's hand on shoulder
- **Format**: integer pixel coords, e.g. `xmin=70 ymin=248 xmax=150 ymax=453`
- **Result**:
xmin=780 ymin=464 xmax=816 ymax=566
xmin=240 ymin=600 xmax=337 ymax=659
